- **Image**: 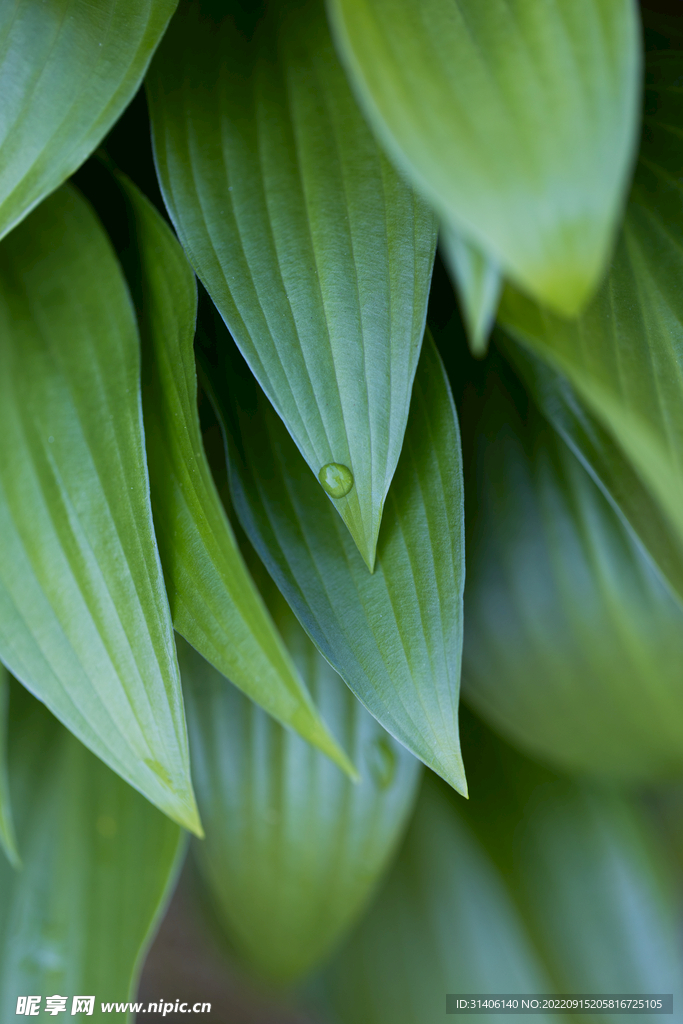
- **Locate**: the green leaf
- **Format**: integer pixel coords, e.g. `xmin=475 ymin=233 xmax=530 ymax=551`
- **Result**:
xmin=0 ymin=681 xmax=185 ymax=1012
xmin=327 ymin=0 xmax=641 ymax=316
xmin=115 ymin=172 xmax=355 ymax=779
xmin=0 ymin=184 xmax=201 ymax=834
xmin=0 ymin=0 xmax=177 ymax=243
xmin=179 ymin=570 xmax=421 ymax=985
xmin=210 ymin=330 xmax=467 ymax=795
xmin=0 ymin=667 xmax=18 ymax=869
xmin=498 ymin=52 xmax=683 ymax=574
xmin=440 ymin=226 xmax=500 ymax=357
xmin=325 ymin=726 xmax=682 ymax=1024
xmin=461 ymin=357 xmax=683 ymax=781
xmin=500 ymin=334 xmax=683 ymax=608
xmin=325 ymin=775 xmax=553 ymax=1024
xmin=147 ymin=0 xmax=438 ymax=569
xmin=458 ymin=714 xmax=683 ymax=1000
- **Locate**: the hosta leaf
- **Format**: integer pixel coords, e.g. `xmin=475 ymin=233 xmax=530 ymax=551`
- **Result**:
xmin=458 ymin=714 xmax=683 ymax=1001
xmin=0 ymin=185 xmax=200 ymax=834
xmin=325 ymin=724 xmax=682 ymax=1024
xmin=0 ymin=666 xmax=18 ymax=868
xmin=499 ymin=52 xmax=683 ymax=569
xmin=208 ymin=330 xmax=467 ymax=795
xmin=327 ymin=0 xmax=641 ymax=316
xmin=147 ymin=0 xmax=438 ymax=569
xmin=500 ymin=334 xmax=683 ymax=608
xmin=180 ymin=564 xmax=421 ymax=985
xmin=0 ymin=0 xmax=176 ymax=243
xmin=117 ymin=173 xmax=354 ymax=778
xmin=325 ymin=775 xmax=554 ymax=1024
xmin=0 ymin=681 xmax=185 ymax=1012
xmin=461 ymin=358 xmax=683 ymax=780
xmin=440 ymin=226 xmax=500 ymax=357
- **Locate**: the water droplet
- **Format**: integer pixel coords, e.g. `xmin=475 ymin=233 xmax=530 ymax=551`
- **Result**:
xmin=48 ymin=436 xmax=54 ymax=444
xmin=318 ymin=462 xmax=354 ymax=498
xmin=366 ymin=737 xmax=396 ymax=790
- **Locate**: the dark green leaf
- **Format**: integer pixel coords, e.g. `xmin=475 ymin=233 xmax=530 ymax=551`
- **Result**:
xmin=0 ymin=682 xmax=185 ymax=1011
xmin=0 ymin=185 xmax=200 ymax=833
xmin=0 ymin=666 xmax=18 ymax=869
xmin=461 ymin=358 xmax=683 ymax=780
xmin=325 ymin=729 xmax=682 ymax=1023
xmin=0 ymin=0 xmax=176 ymax=242
xmin=118 ymin=173 xmax=355 ymax=778
xmin=327 ymin=0 xmax=641 ymax=315
xmin=325 ymin=775 xmax=553 ymax=1024
xmin=500 ymin=334 xmax=683 ymax=608
xmin=180 ymin=569 xmax=421 ymax=985
xmin=147 ymin=0 xmax=437 ymax=568
xmin=212 ymin=331 xmax=467 ymax=795
xmin=498 ymin=53 xmax=683 ymax=574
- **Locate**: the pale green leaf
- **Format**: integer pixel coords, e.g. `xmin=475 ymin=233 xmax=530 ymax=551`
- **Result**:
xmin=440 ymin=226 xmax=500 ymax=357
xmin=0 ymin=666 xmax=18 ymax=869
xmin=0 ymin=0 xmax=177 ymax=243
xmin=461 ymin=359 xmax=683 ymax=780
xmin=208 ymin=330 xmax=466 ymax=795
xmin=327 ymin=0 xmax=641 ymax=315
xmin=500 ymin=334 xmax=683 ymax=608
xmin=147 ymin=0 xmax=438 ymax=569
xmin=498 ymin=52 xmax=683 ymax=573
xmin=0 ymin=681 xmax=185 ymax=1014
xmin=325 ymin=725 xmax=682 ymax=1024
xmin=180 ymin=569 xmax=421 ymax=985
xmin=116 ymin=173 xmax=355 ymax=779
xmin=0 ymin=185 xmax=201 ymax=834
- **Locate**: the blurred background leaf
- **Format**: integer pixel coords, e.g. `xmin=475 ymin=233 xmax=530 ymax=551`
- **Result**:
xmin=0 ymin=184 xmax=200 ymax=833
xmin=327 ymin=0 xmax=641 ymax=316
xmin=180 ymin=546 xmax=421 ymax=985
xmin=322 ymin=713 xmax=683 ymax=1024
xmin=0 ymin=0 xmax=177 ymax=242
xmin=499 ymin=336 xmax=683 ymax=610
xmin=209 ymin=330 xmax=467 ymax=795
xmin=499 ymin=52 xmax=683 ymax=596
xmin=147 ymin=0 xmax=437 ymax=569
xmin=0 ymin=680 xmax=185 ymax=1014
xmin=460 ymin=350 xmax=683 ymax=781
xmin=113 ymin=171 xmax=354 ymax=778
xmin=0 ymin=666 xmax=18 ymax=869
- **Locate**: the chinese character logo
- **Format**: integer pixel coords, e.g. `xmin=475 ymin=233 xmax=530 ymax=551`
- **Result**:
xmin=71 ymin=997 xmax=95 ymax=1016
xmin=16 ymin=996 xmax=41 ymax=1016
xmin=45 ymin=995 xmax=68 ymax=1015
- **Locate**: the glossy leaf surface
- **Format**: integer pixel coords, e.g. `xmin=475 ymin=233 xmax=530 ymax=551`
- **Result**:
xmin=461 ymin=360 xmax=683 ymax=780
xmin=0 ymin=667 xmax=18 ymax=868
xmin=0 ymin=185 xmax=200 ymax=833
xmin=499 ymin=53 xmax=683 ymax=573
xmin=212 ymin=332 xmax=466 ymax=795
xmin=0 ymin=0 xmax=176 ymax=242
xmin=501 ymin=335 xmax=683 ymax=608
xmin=120 ymin=174 xmax=353 ymax=777
xmin=0 ymin=682 xmax=184 ymax=1013
xmin=147 ymin=0 xmax=437 ymax=568
xmin=180 ymin=563 xmax=421 ymax=984
xmin=326 ymin=723 xmax=682 ymax=1023
xmin=327 ymin=0 xmax=640 ymax=315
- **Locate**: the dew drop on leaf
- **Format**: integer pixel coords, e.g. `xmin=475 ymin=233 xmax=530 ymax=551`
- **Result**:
xmin=318 ymin=462 xmax=354 ymax=498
